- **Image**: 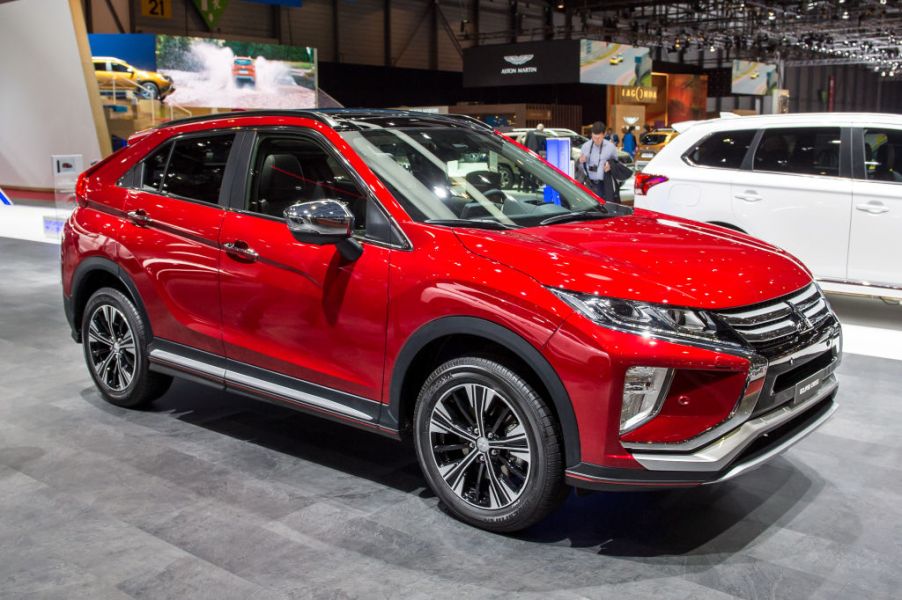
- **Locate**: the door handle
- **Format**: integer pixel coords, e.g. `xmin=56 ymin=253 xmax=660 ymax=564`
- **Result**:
xmin=126 ymin=209 xmax=151 ymax=226
xmin=855 ymin=202 xmax=889 ymax=215
xmin=734 ymin=191 xmax=762 ymax=202
xmin=223 ymin=241 xmax=259 ymax=262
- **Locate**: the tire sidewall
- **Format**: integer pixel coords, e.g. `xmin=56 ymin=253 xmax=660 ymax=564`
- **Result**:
xmin=81 ymin=289 xmax=149 ymax=407
xmin=414 ymin=359 xmax=558 ymax=530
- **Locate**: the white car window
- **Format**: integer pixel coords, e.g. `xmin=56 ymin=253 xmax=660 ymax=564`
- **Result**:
xmin=863 ymin=128 xmax=902 ymax=183
xmin=753 ymin=127 xmax=842 ymax=177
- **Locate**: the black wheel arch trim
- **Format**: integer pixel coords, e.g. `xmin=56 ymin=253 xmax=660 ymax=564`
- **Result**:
xmin=67 ymin=257 xmax=151 ymax=343
xmin=382 ymin=316 xmax=581 ymax=467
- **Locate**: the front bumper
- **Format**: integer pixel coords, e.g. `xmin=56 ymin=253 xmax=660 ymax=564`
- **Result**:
xmin=563 ymin=317 xmax=841 ymax=491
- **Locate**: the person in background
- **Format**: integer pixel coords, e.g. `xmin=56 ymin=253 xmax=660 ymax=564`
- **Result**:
xmin=525 ymin=123 xmax=546 ymax=156
xmin=579 ymin=121 xmax=617 ymax=199
xmin=605 ymin=127 xmax=619 ymax=146
xmin=622 ymin=125 xmax=637 ymax=159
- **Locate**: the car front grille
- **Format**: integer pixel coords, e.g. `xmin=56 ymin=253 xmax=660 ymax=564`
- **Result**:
xmin=715 ymin=284 xmax=835 ymax=359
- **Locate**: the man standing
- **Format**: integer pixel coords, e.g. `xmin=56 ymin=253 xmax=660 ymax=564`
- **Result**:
xmin=622 ymin=125 xmax=638 ymax=159
xmin=579 ymin=121 xmax=617 ymax=199
xmin=524 ymin=123 xmax=546 ymax=155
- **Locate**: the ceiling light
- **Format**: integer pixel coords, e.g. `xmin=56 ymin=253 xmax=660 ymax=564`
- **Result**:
xmin=842 ymin=10 xmax=849 ymax=19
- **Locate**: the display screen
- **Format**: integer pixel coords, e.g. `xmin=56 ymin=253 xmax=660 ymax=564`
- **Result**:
xmin=731 ymin=60 xmax=778 ymax=95
xmin=579 ymin=41 xmax=652 ymax=87
xmin=463 ymin=41 xmax=579 ymax=88
xmin=155 ymin=35 xmax=317 ymax=109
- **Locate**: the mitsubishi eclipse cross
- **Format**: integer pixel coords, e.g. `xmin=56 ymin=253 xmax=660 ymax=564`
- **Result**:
xmin=62 ymin=109 xmax=841 ymax=532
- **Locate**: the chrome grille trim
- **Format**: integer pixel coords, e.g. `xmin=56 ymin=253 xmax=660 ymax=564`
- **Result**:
xmin=716 ymin=283 xmax=832 ymax=347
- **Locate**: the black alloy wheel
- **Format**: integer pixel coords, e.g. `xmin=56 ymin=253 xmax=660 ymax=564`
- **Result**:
xmin=81 ymin=288 xmax=171 ymax=408
xmin=414 ymin=357 xmax=566 ymax=532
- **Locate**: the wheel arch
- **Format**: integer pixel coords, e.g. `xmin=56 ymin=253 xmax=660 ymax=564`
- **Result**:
xmin=708 ymin=221 xmax=746 ymax=233
xmin=69 ymin=258 xmax=150 ymax=343
xmin=384 ymin=316 xmax=580 ymax=467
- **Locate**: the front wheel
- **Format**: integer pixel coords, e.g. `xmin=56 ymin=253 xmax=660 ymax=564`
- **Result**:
xmin=139 ymin=82 xmax=160 ymax=99
xmin=413 ymin=357 xmax=565 ymax=532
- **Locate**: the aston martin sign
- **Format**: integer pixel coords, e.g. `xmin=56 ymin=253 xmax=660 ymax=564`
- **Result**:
xmin=464 ymin=41 xmax=579 ymax=87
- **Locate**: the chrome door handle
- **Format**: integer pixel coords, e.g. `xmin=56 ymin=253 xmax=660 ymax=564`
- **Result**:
xmin=855 ymin=203 xmax=889 ymax=215
xmin=223 ymin=241 xmax=259 ymax=261
xmin=126 ymin=209 xmax=151 ymax=226
xmin=734 ymin=192 xmax=762 ymax=202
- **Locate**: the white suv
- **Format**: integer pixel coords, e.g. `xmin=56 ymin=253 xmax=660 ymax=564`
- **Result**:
xmin=635 ymin=113 xmax=902 ymax=300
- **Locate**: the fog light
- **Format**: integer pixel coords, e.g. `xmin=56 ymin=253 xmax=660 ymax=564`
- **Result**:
xmin=621 ymin=366 xmax=674 ymax=434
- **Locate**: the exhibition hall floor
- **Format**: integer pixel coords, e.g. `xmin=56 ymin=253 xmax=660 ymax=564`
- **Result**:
xmin=2 ymin=236 xmax=901 ymax=599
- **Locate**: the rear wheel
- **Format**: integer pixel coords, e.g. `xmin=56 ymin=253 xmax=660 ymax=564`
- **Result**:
xmin=81 ymin=288 xmax=171 ymax=408
xmin=413 ymin=357 xmax=565 ymax=532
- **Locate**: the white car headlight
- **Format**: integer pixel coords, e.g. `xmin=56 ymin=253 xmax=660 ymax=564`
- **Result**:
xmin=550 ymin=289 xmax=739 ymax=347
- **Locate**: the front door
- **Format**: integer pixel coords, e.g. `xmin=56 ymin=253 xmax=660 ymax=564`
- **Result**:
xmin=847 ymin=126 xmax=902 ymax=285
xmin=730 ymin=126 xmax=852 ymax=279
xmin=121 ymin=132 xmax=235 ymax=355
xmin=218 ymin=132 xmax=392 ymax=402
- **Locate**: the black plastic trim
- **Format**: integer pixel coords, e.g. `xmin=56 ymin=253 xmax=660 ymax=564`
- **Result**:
xmin=68 ymin=257 xmax=151 ymax=344
xmin=383 ymin=316 xmax=581 ymax=467
xmin=147 ymin=339 xmax=398 ymax=439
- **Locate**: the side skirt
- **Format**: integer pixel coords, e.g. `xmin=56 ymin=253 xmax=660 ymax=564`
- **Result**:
xmin=147 ymin=340 xmax=401 ymax=440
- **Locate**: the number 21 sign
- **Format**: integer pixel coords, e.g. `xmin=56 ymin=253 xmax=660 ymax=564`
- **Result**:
xmin=141 ymin=0 xmax=172 ymax=19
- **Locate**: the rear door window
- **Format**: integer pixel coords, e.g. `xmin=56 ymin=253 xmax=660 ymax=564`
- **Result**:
xmin=753 ymin=127 xmax=842 ymax=177
xmin=161 ymin=134 xmax=235 ymax=204
xmin=685 ymin=130 xmax=756 ymax=169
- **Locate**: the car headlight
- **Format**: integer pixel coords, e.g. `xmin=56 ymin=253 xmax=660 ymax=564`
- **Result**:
xmin=550 ymin=289 xmax=738 ymax=347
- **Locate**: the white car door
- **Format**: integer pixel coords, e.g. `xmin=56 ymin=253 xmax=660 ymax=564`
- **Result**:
xmin=847 ymin=126 xmax=902 ymax=286
xmin=730 ymin=126 xmax=852 ymax=279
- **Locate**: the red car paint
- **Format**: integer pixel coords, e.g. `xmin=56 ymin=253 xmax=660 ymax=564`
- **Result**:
xmin=62 ymin=111 xmax=837 ymax=490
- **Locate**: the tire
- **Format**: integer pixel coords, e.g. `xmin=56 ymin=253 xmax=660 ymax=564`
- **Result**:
xmin=139 ymin=82 xmax=160 ymax=100
xmin=498 ymin=165 xmax=515 ymax=189
xmin=81 ymin=288 xmax=172 ymax=409
xmin=413 ymin=357 xmax=566 ymax=533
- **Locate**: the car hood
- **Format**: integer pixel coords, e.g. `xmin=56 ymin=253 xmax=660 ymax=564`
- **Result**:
xmin=453 ymin=209 xmax=812 ymax=310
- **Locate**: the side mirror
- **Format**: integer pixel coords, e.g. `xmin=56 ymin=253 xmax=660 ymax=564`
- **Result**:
xmin=284 ymin=199 xmax=355 ymax=244
xmin=285 ymin=200 xmax=363 ymax=261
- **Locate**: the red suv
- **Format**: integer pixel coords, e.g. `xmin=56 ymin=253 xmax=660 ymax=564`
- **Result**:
xmin=62 ymin=110 xmax=841 ymax=532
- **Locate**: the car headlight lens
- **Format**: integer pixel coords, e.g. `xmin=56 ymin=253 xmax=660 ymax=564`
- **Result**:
xmin=622 ymin=366 xmax=673 ymax=433
xmin=550 ymin=289 xmax=735 ymax=346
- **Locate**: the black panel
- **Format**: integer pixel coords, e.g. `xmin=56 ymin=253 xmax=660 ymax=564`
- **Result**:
xmin=463 ymin=40 xmax=580 ymax=88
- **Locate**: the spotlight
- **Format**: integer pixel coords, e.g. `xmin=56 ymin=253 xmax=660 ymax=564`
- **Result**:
xmin=842 ymin=10 xmax=849 ymax=19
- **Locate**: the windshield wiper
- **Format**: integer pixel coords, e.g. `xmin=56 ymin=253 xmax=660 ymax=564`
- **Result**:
xmin=539 ymin=208 xmax=611 ymax=226
xmin=425 ymin=219 xmax=516 ymax=231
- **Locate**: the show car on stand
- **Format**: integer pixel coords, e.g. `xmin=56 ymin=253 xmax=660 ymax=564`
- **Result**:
xmin=62 ymin=109 xmax=841 ymax=532
xmin=635 ymin=112 xmax=902 ymax=302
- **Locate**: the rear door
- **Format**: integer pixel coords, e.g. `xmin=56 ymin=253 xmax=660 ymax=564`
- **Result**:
xmin=121 ymin=131 xmax=237 ymax=355
xmin=730 ymin=126 xmax=852 ymax=279
xmin=847 ymin=126 xmax=902 ymax=285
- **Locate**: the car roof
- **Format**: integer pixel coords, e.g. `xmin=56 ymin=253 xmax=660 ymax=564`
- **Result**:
xmin=92 ymin=56 xmax=126 ymax=62
xmin=152 ymin=109 xmax=495 ymax=133
xmin=677 ymin=112 xmax=902 ymax=134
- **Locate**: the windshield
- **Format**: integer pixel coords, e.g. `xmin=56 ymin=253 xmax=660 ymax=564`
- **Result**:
xmin=341 ymin=125 xmax=631 ymax=228
xmin=235 ymin=59 xmax=253 ymax=65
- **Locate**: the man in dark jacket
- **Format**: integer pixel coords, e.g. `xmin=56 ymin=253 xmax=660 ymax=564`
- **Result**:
xmin=524 ymin=123 xmax=546 ymax=155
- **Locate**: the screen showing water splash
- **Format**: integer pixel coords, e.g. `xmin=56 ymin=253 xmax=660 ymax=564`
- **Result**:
xmin=156 ymin=35 xmax=317 ymax=109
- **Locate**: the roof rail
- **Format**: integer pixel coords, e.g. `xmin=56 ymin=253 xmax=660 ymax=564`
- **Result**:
xmin=153 ymin=110 xmax=331 ymax=130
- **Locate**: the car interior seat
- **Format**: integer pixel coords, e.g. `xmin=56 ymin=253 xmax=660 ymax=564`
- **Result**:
xmin=755 ymin=134 xmax=790 ymax=171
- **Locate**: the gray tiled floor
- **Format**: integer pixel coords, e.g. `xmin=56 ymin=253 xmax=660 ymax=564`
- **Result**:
xmin=1 ymin=236 xmax=900 ymax=599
